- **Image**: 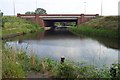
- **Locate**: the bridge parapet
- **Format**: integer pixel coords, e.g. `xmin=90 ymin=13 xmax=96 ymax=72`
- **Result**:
xmin=17 ymin=14 xmax=99 ymax=17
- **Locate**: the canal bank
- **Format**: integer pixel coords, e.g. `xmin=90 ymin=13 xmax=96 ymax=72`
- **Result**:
xmin=1 ymin=29 xmax=44 ymax=40
xmin=1 ymin=16 xmax=44 ymax=40
xmin=68 ymin=16 xmax=119 ymax=39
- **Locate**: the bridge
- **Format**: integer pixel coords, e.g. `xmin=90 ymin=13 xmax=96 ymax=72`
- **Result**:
xmin=17 ymin=14 xmax=99 ymax=27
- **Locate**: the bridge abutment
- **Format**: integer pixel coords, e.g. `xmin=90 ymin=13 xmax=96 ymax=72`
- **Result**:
xmin=77 ymin=14 xmax=85 ymax=26
xmin=35 ymin=15 xmax=44 ymax=27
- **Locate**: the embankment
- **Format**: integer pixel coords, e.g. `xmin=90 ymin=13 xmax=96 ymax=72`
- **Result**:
xmin=68 ymin=16 xmax=119 ymax=38
xmin=1 ymin=16 xmax=44 ymax=40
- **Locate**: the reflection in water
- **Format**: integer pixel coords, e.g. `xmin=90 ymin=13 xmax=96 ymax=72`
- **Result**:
xmin=5 ymin=31 xmax=119 ymax=67
xmin=85 ymin=36 xmax=119 ymax=50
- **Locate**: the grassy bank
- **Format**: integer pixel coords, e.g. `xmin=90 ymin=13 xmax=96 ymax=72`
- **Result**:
xmin=1 ymin=16 xmax=44 ymax=38
xmin=2 ymin=46 xmax=119 ymax=78
xmin=68 ymin=16 xmax=119 ymax=38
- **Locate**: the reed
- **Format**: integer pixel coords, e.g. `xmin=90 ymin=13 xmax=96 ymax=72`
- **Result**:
xmin=2 ymin=46 xmax=119 ymax=78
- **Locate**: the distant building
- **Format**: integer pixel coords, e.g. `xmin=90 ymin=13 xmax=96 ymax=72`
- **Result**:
xmin=118 ymin=1 xmax=120 ymax=15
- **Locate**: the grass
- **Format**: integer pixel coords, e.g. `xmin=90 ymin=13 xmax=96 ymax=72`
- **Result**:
xmin=2 ymin=48 xmax=26 ymax=78
xmin=0 ymin=41 xmax=2 ymax=79
xmin=1 ymin=16 xmax=44 ymax=38
xmin=68 ymin=26 xmax=119 ymax=38
xmin=2 ymin=45 xmax=119 ymax=78
xmin=81 ymin=16 xmax=118 ymax=30
xmin=68 ymin=16 xmax=119 ymax=38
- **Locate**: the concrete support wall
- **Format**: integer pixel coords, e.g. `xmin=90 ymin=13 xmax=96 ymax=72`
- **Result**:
xmin=80 ymin=14 xmax=85 ymax=23
xmin=77 ymin=14 xmax=86 ymax=25
xmin=77 ymin=18 xmax=81 ymax=25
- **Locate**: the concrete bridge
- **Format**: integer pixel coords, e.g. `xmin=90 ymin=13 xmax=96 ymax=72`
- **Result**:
xmin=17 ymin=14 xmax=99 ymax=27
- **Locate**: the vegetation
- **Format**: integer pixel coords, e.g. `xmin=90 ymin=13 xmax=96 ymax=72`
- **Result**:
xmin=54 ymin=22 xmax=76 ymax=27
xmin=2 ymin=47 xmax=29 ymax=78
xmin=25 ymin=8 xmax=47 ymax=14
xmin=68 ymin=16 xmax=119 ymax=38
xmin=68 ymin=26 xmax=119 ymax=38
xmin=0 ymin=11 xmax=2 ymax=39
xmin=2 ymin=45 xmax=119 ymax=78
xmin=0 ymin=41 xmax=2 ymax=80
xmin=1 ymin=16 xmax=44 ymax=38
xmin=25 ymin=11 xmax=35 ymax=15
xmin=35 ymin=8 xmax=47 ymax=14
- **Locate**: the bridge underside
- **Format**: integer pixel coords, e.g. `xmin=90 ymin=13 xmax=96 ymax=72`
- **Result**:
xmin=44 ymin=19 xmax=77 ymax=27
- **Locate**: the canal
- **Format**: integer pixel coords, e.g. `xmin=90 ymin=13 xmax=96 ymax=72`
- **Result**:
xmin=5 ymin=30 xmax=119 ymax=67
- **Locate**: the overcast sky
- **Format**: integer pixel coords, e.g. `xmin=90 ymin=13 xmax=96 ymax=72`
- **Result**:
xmin=0 ymin=0 xmax=119 ymax=16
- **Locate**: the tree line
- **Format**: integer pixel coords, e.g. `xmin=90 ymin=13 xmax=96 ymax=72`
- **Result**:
xmin=25 ymin=8 xmax=47 ymax=14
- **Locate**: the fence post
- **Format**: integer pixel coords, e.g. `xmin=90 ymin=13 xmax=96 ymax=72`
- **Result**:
xmin=61 ymin=56 xmax=65 ymax=64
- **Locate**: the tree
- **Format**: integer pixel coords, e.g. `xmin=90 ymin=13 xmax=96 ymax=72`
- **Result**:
xmin=35 ymin=8 xmax=47 ymax=14
xmin=25 ymin=11 xmax=35 ymax=14
xmin=25 ymin=8 xmax=47 ymax=14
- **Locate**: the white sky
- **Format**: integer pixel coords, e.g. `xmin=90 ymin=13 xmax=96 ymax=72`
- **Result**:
xmin=0 ymin=0 xmax=119 ymax=16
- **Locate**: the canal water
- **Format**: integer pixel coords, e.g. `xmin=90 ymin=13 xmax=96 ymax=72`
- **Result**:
xmin=5 ymin=30 xmax=119 ymax=67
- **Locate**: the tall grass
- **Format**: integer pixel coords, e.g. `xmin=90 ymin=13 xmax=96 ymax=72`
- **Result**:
xmin=68 ymin=26 xmax=119 ymax=38
xmin=81 ymin=16 xmax=118 ymax=30
xmin=2 ymin=16 xmax=44 ymax=37
xmin=2 ymin=46 xmax=119 ymax=78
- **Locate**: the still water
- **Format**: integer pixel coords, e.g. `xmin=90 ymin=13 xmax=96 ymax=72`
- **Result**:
xmin=5 ymin=30 xmax=119 ymax=67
